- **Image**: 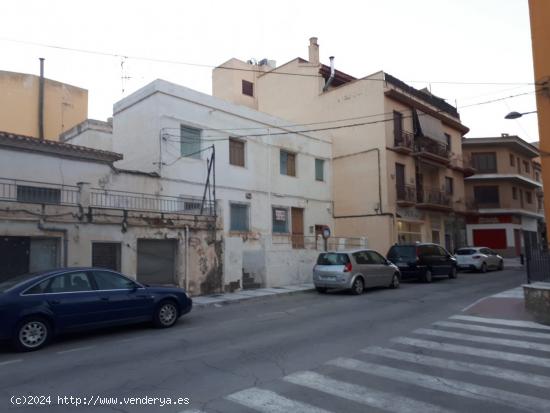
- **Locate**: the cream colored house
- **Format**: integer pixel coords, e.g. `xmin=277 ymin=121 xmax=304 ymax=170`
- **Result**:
xmin=0 ymin=69 xmax=88 ymax=141
xmin=213 ymin=37 xmax=471 ymax=254
xmin=462 ymin=135 xmax=545 ymax=257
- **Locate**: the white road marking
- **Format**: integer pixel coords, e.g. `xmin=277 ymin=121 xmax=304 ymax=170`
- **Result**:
xmin=227 ymin=388 xmax=332 ymax=413
xmin=450 ymin=315 xmax=550 ymax=331
xmin=328 ymin=357 xmax=550 ymax=412
xmin=362 ymin=346 xmax=550 ymax=389
xmin=0 ymin=359 xmax=23 ymax=366
xmin=392 ymin=336 xmax=550 ymax=368
xmin=434 ymin=321 xmax=550 ymax=340
xmin=56 ymin=345 xmax=95 ymax=355
xmin=461 ymin=297 xmax=487 ymax=312
xmin=414 ymin=328 xmax=550 ymax=353
xmin=178 ymin=410 xmax=206 ymax=413
xmin=284 ymin=370 xmax=453 ymax=413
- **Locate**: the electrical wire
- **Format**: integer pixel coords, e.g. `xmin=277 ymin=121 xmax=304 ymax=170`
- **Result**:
xmin=0 ymin=37 xmax=538 ymax=87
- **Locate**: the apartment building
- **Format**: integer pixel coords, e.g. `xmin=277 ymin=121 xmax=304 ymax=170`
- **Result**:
xmin=213 ymin=37 xmax=471 ymax=253
xmin=462 ymin=134 xmax=545 ymax=257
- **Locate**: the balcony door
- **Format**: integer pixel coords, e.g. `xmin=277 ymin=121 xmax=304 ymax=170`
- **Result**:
xmin=396 ymin=163 xmax=405 ymax=199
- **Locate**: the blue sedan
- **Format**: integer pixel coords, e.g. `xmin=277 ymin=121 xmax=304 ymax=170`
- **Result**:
xmin=0 ymin=268 xmax=192 ymax=351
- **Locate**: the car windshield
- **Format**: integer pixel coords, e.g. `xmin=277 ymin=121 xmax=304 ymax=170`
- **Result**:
xmin=388 ymin=245 xmax=416 ymax=260
xmin=317 ymin=253 xmax=350 ymax=265
xmin=456 ymin=249 xmax=477 ymax=255
xmin=0 ymin=272 xmax=41 ymax=292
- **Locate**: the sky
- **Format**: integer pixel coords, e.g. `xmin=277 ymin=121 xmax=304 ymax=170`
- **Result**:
xmin=1 ymin=0 xmax=540 ymax=142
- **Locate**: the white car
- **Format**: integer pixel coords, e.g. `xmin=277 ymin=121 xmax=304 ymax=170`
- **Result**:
xmin=454 ymin=247 xmax=504 ymax=272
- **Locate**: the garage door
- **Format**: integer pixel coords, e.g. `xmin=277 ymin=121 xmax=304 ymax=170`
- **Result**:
xmin=136 ymin=239 xmax=176 ymax=285
xmin=473 ymin=229 xmax=507 ymax=249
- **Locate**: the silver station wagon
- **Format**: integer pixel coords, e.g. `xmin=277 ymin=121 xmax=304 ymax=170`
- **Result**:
xmin=313 ymin=249 xmax=401 ymax=295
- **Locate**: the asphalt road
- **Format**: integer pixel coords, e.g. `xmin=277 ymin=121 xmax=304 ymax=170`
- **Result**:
xmin=1 ymin=268 xmax=546 ymax=413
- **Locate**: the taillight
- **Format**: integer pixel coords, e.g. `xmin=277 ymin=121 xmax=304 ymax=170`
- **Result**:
xmin=472 ymin=255 xmax=481 ymax=259
xmin=343 ymin=262 xmax=352 ymax=272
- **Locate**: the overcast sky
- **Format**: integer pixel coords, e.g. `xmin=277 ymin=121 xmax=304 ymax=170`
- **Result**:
xmin=1 ymin=0 xmax=539 ymax=142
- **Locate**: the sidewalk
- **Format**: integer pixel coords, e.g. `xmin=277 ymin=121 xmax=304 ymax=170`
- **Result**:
xmin=503 ymin=257 xmax=524 ymax=270
xmin=462 ymin=286 xmax=536 ymax=322
xmin=193 ymin=283 xmax=315 ymax=308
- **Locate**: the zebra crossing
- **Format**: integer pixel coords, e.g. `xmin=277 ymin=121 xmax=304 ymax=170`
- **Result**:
xmin=180 ymin=314 xmax=550 ymax=413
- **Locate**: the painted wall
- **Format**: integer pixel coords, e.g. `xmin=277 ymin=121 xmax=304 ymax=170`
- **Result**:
xmin=0 ymin=70 xmax=88 ymax=140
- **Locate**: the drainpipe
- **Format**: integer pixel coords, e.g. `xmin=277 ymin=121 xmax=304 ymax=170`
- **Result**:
xmin=184 ymin=225 xmax=189 ymax=292
xmin=38 ymin=220 xmax=68 ymax=267
xmin=38 ymin=58 xmax=45 ymax=140
xmin=322 ymin=56 xmax=335 ymax=92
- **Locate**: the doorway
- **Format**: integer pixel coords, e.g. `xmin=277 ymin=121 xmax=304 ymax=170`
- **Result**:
xmin=291 ymin=208 xmax=304 ymax=249
xmin=137 ymin=239 xmax=177 ymax=285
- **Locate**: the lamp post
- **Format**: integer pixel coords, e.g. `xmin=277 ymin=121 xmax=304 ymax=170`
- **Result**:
xmin=504 ymin=110 xmax=538 ymax=120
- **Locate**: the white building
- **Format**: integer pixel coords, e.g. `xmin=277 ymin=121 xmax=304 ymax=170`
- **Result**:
xmin=63 ymin=79 xmax=357 ymax=289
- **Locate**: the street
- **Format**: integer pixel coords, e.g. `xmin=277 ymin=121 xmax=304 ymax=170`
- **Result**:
xmin=1 ymin=268 xmax=548 ymax=413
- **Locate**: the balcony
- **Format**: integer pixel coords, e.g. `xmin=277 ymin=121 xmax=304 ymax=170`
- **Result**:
xmin=396 ymin=184 xmax=416 ymax=206
xmin=392 ymin=131 xmax=414 ymax=154
xmin=416 ymin=188 xmax=452 ymax=211
xmin=0 ymin=178 xmax=216 ymax=217
xmin=450 ymin=154 xmax=476 ymax=177
xmin=413 ymin=138 xmax=450 ymax=165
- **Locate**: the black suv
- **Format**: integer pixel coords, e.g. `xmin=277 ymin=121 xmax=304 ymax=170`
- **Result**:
xmin=387 ymin=243 xmax=457 ymax=282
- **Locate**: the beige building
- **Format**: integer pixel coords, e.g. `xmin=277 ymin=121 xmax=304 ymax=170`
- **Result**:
xmin=462 ymin=135 xmax=545 ymax=257
xmin=213 ymin=37 xmax=471 ymax=253
xmin=0 ymin=69 xmax=88 ymax=141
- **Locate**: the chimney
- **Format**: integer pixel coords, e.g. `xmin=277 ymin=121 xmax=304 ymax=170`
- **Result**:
xmin=309 ymin=37 xmax=319 ymax=65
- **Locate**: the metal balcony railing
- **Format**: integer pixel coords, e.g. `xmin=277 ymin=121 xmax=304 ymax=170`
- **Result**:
xmin=416 ymin=188 xmax=452 ymax=208
xmin=414 ymin=139 xmax=450 ymax=160
xmin=393 ymin=130 xmax=414 ymax=151
xmin=0 ymin=179 xmax=80 ymax=206
xmin=396 ymin=184 xmax=416 ymax=204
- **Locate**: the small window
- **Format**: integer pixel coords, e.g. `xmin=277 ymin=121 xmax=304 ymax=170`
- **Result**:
xmin=47 ymin=272 xmax=93 ymax=293
xmin=523 ymin=160 xmax=530 ymax=173
xmin=92 ymin=242 xmax=121 ymax=271
xmin=317 ymin=253 xmax=350 ymax=265
xmin=510 ymin=154 xmax=515 ymax=167
xmin=25 ymin=279 xmax=52 ymax=295
xmin=280 ymin=150 xmax=296 ymax=177
xmin=353 ymin=252 xmax=369 ymax=265
xmin=230 ymin=203 xmax=249 ymax=232
xmin=366 ymin=250 xmax=386 ymax=264
xmin=272 ymin=207 xmax=289 ymax=233
xmin=229 ymin=138 xmax=245 ymax=167
xmin=538 ymin=197 xmax=543 ymax=210
xmin=535 ymin=171 xmax=540 ymax=181
xmin=180 ymin=125 xmax=202 ymax=159
xmin=444 ymin=133 xmax=451 ymax=150
xmin=242 ymin=80 xmax=254 ymax=97
xmin=92 ymin=271 xmax=137 ymax=290
xmin=526 ymin=191 xmax=533 ymax=204
xmin=444 ymin=177 xmax=454 ymax=195
xmin=17 ymin=185 xmax=61 ymax=205
xmin=512 ymin=187 xmax=518 ymax=200
xmin=315 ymin=159 xmax=324 ymax=181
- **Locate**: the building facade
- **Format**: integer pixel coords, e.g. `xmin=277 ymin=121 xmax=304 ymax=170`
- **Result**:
xmin=0 ymin=131 xmax=220 ymax=296
xmin=462 ymin=135 xmax=545 ymax=257
xmin=212 ymin=37 xmax=471 ymax=254
xmin=63 ymin=79 xmax=345 ymax=290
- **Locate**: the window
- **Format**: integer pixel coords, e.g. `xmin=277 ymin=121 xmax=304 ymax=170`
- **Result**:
xmin=280 ymin=150 xmax=296 ymax=176
xmin=242 ymin=80 xmax=254 ymax=97
xmin=272 ymin=207 xmax=289 ymax=233
xmin=229 ymin=138 xmax=245 ymax=167
xmin=92 ymin=242 xmax=121 ymax=271
xmin=92 ymin=271 xmax=137 ymax=290
xmin=444 ymin=133 xmax=451 ymax=150
xmin=230 ymin=203 xmax=249 ymax=232
xmin=471 ymin=152 xmax=497 ymax=173
xmin=17 ymin=185 xmax=61 ymax=205
xmin=510 ymin=154 xmax=515 ymax=167
xmin=535 ymin=171 xmax=540 ymax=181
xmin=526 ymin=191 xmax=533 ymax=204
xmin=353 ymin=251 xmax=369 ymax=264
xmin=444 ymin=177 xmax=454 ymax=195
xmin=315 ymin=159 xmax=324 ymax=181
xmin=538 ymin=197 xmax=543 ymax=210
xmin=366 ymin=250 xmax=386 ymax=264
xmin=29 ymin=272 xmax=93 ymax=293
xmin=180 ymin=125 xmax=202 ymax=159
xmin=524 ymin=160 xmax=530 ymax=173
xmin=474 ymin=186 xmax=499 ymax=206
xmin=393 ymin=111 xmax=403 ymax=142
xmin=512 ymin=187 xmax=518 ymax=200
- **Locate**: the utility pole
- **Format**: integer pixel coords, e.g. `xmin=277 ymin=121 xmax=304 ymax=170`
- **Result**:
xmin=528 ymin=0 xmax=550 ymax=248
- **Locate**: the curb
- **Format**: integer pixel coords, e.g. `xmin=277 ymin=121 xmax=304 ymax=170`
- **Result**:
xmin=192 ymin=286 xmax=316 ymax=309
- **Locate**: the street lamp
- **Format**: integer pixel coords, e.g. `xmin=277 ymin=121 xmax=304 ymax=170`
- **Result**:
xmin=504 ymin=110 xmax=538 ymax=119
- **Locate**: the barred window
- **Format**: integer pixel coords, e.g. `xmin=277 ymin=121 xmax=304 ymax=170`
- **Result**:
xmin=272 ymin=207 xmax=289 ymax=233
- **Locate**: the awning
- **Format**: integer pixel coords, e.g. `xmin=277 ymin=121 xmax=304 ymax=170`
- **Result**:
xmin=416 ymin=110 xmax=447 ymax=145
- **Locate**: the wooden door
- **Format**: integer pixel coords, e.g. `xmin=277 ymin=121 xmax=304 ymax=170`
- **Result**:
xmin=291 ymin=208 xmax=304 ymax=249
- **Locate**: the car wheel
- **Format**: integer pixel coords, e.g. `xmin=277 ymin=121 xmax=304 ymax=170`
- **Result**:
xmin=316 ymin=287 xmax=327 ymax=294
xmin=449 ymin=266 xmax=458 ymax=279
xmin=153 ymin=300 xmax=179 ymax=328
xmin=480 ymin=262 xmax=488 ymax=273
xmin=351 ymin=277 xmax=364 ymax=295
xmin=389 ymin=273 xmax=400 ymax=289
xmin=13 ymin=317 xmax=51 ymax=352
xmin=423 ymin=269 xmax=433 ymax=283
xmin=498 ymin=260 xmax=504 ymax=271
